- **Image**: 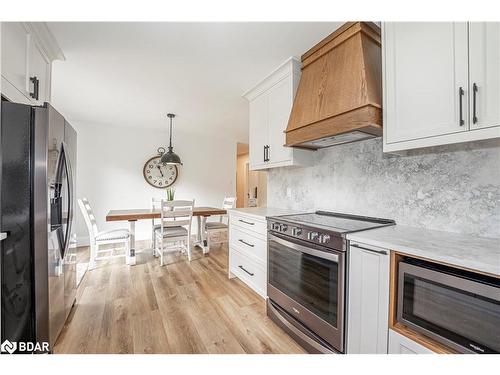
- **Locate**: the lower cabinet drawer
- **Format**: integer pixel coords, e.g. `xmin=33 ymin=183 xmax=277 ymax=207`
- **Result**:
xmin=229 ymin=247 xmax=266 ymax=298
xmin=230 ymin=213 xmax=267 ymax=238
xmin=229 ymin=226 xmax=267 ymax=262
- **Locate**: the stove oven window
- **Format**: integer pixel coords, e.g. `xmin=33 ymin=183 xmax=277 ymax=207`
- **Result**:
xmin=268 ymin=239 xmax=339 ymax=327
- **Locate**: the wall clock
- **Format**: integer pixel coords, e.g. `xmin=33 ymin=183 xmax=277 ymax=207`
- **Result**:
xmin=143 ymin=147 xmax=178 ymax=188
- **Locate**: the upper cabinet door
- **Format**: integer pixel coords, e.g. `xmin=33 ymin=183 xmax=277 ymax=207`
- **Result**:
xmin=29 ymin=40 xmax=50 ymax=104
xmin=1 ymin=23 xmax=30 ymax=100
xmin=469 ymin=22 xmax=500 ymax=130
xmin=384 ymin=22 xmax=469 ymax=144
xmin=248 ymin=92 xmax=268 ymax=170
xmin=267 ymin=77 xmax=293 ymax=165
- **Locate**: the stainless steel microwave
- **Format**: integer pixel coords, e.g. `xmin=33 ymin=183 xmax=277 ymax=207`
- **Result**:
xmin=397 ymin=259 xmax=500 ymax=354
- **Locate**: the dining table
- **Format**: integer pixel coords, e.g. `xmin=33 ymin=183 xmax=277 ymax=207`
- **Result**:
xmin=106 ymin=206 xmax=227 ymax=265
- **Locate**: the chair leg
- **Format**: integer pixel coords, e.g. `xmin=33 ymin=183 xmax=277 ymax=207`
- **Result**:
xmin=152 ymin=227 xmax=157 ymax=255
xmin=89 ymin=241 xmax=97 ymax=270
xmin=160 ymin=238 xmax=164 ymax=266
xmin=186 ymin=235 xmax=192 ymax=262
xmin=207 ymin=231 xmax=211 ymax=252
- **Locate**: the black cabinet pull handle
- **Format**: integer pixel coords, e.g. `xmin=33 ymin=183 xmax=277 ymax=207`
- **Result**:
xmin=238 ymin=239 xmax=254 ymax=247
xmin=263 ymin=145 xmax=270 ymax=162
xmin=473 ymin=83 xmax=478 ymax=124
xmin=30 ymin=76 xmax=39 ymax=100
xmin=459 ymin=87 xmax=464 ymax=126
xmin=238 ymin=265 xmax=254 ymax=276
xmin=238 ymin=219 xmax=254 ymax=225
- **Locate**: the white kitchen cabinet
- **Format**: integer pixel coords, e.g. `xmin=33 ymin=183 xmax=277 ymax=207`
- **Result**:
xmin=347 ymin=241 xmax=390 ymax=354
xmin=228 ymin=210 xmax=268 ymax=298
xmin=1 ymin=22 xmax=31 ymax=103
xmin=248 ymin=92 xmax=269 ymax=170
xmin=244 ymin=57 xmax=313 ymax=171
xmin=383 ymin=22 xmax=500 ymax=152
xmin=388 ymin=329 xmax=435 ymax=354
xmin=1 ymin=22 xmax=64 ymax=105
xmin=469 ymin=22 xmax=500 ymax=130
xmin=28 ymin=39 xmax=50 ymax=105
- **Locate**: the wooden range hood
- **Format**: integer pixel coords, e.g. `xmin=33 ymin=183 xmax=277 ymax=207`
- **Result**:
xmin=285 ymin=22 xmax=382 ymax=149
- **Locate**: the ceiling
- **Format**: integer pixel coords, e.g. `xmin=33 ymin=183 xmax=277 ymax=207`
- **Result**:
xmin=48 ymin=22 xmax=342 ymax=142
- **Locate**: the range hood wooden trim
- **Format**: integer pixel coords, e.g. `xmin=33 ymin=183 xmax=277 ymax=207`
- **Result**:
xmin=285 ymin=22 xmax=383 ymax=149
xmin=285 ymin=105 xmax=382 ymax=149
xmin=302 ymin=22 xmax=381 ymax=68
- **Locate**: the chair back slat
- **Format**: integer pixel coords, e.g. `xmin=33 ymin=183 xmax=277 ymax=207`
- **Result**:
xmin=159 ymin=199 xmax=194 ymax=230
xmin=222 ymin=197 xmax=236 ymax=209
xmin=217 ymin=196 xmax=236 ymax=224
xmin=151 ymin=198 xmax=162 ymax=225
xmin=78 ymin=198 xmax=99 ymax=239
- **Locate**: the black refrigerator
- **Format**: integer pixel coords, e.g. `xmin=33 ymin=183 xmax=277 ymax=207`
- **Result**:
xmin=1 ymin=101 xmax=77 ymax=353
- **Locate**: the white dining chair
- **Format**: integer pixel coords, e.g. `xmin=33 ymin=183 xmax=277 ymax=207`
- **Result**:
xmin=205 ymin=197 xmax=236 ymax=250
xmin=78 ymin=198 xmax=130 ymax=269
xmin=154 ymin=199 xmax=195 ymax=266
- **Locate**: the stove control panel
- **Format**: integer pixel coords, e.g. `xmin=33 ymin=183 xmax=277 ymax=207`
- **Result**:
xmin=268 ymin=217 xmax=361 ymax=252
xmin=268 ymin=221 xmax=338 ymax=247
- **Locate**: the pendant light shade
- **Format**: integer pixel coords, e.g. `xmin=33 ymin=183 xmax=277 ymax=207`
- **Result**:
xmin=160 ymin=113 xmax=183 ymax=165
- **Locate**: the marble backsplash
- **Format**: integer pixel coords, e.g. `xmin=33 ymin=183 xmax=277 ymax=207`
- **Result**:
xmin=267 ymin=138 xmax=500 ymax=238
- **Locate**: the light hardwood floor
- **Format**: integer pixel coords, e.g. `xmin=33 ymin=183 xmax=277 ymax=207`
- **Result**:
xmin=54 ymin=242 xmax=305 ymax=354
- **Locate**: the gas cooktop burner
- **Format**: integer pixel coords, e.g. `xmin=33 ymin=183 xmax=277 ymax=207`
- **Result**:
xmin=267 ymin=211 xmax=395 ymax=251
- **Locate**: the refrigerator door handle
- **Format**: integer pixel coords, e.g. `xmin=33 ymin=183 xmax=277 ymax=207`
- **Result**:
xmin=63 ymin=142 xmax=74 ymax=259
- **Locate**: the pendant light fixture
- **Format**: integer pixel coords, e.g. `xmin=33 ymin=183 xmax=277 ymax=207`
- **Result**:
xmin=160 ymin=113 xmax=183 ymax=165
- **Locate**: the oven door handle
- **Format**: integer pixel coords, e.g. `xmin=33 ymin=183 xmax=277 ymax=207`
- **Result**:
xmin=269 ymin=233 xmax=339 ymax=262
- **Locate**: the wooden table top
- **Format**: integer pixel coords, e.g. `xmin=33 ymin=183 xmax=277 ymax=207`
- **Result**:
xmin=106 ymin=207 xmax=226 ymax=222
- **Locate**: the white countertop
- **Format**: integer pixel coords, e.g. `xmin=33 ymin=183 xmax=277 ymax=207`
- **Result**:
xmin=347 ymin=225 xmax=500 ymax=276
xmin=228 ymin=207 xmax=300 ymax=220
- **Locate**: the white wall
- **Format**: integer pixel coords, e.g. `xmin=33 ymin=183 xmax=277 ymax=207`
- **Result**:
xmin=73 ymin=121 xmax=236 ymax=245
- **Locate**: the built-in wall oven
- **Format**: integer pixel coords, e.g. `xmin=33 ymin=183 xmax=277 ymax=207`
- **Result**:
xmin=397 ymin=258 xmax=500 ymax=354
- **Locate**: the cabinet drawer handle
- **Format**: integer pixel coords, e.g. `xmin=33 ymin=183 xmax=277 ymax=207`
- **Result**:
xmin=238 ymin=219 xmax=254 ymax=226
xmin=350 ymin=243 xmax=387 ymax=255
xmin=238 ymin=239 xmax=254 ymax=247
xmin=459 ymin=87 xmax=465 ymax=126
xmin=473 ymin=83 xmax=478 ymax=124
xmin=238 ymin=265 xmax=254 ymax=276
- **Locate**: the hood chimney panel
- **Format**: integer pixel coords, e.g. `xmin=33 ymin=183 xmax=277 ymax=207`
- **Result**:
xmin=285 ymin=22 xmax=383 ymax=149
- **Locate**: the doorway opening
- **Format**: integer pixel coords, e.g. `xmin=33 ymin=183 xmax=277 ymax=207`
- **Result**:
xmin=236 ymin=143 xmax=267 ymax=208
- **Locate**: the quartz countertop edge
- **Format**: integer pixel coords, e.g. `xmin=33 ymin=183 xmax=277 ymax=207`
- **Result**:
xmin=228 ymin=207 xmax=302 ymax=220
xmin=346 ymin=225 xmax=500 ymax=277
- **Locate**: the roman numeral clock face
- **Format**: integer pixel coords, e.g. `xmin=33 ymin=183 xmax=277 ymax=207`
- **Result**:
xmin=143 ymin=156 xmax=178 ymax=188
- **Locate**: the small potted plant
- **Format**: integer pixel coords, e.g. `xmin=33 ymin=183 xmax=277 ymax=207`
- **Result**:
xmin=166 ymin=187 xmax=175 ymax=201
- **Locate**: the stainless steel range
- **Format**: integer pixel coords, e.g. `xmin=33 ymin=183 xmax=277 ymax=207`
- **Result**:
xmin=266 ymin=211 xmax=395 ymax=354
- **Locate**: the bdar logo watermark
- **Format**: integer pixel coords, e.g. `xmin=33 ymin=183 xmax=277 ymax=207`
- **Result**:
xmin=1 ymin=340 xmax=17 ymax=354
xmin=1 ymin=339 xmax=49 ymax=354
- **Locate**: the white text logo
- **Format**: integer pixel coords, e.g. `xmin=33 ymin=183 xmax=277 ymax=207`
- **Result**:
xmin=1 ymin=340 xmax=17 ymax=354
